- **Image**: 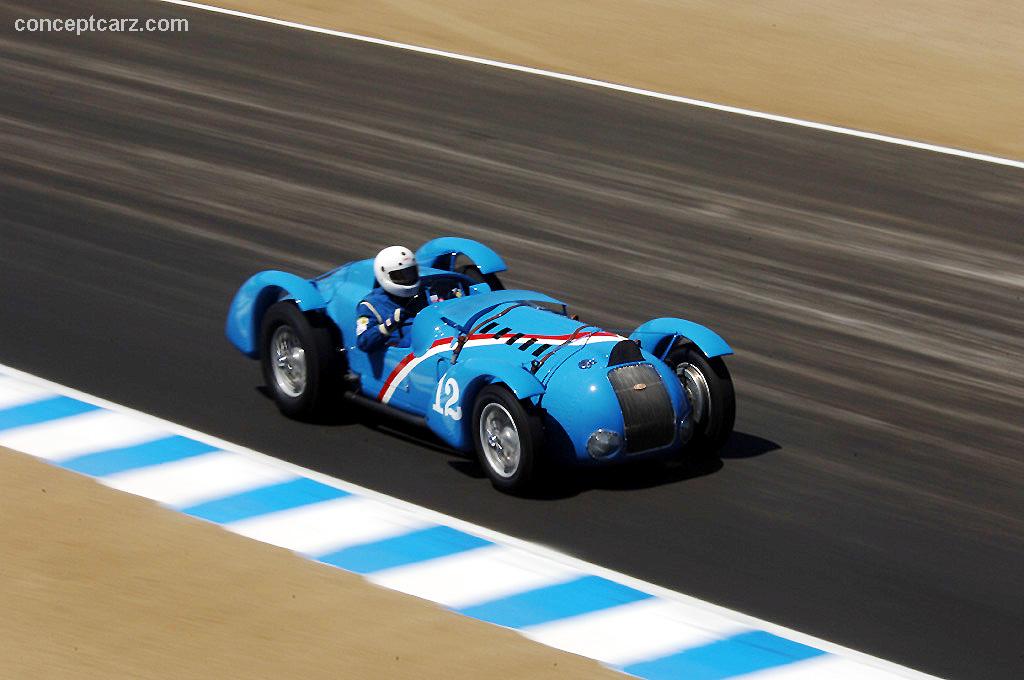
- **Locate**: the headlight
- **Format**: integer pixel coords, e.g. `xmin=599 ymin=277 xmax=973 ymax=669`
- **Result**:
xmin=587 ymin=429 xmax=622 ymax=459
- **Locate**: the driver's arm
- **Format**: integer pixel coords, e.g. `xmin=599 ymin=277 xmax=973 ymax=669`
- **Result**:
xmin=356 ymin=301 xmax=391 ymax=352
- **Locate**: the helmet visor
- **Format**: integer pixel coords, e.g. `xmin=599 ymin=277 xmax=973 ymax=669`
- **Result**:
xmin=389 ymin=265 xmax=419 ymax=286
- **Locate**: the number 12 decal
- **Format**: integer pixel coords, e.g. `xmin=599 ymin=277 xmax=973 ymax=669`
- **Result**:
xmin=433 ymin=376 xmax=462 ymax=420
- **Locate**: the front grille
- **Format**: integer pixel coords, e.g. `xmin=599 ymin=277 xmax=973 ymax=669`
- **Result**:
xmin=608 ymin=363 xmax=676 ymax=453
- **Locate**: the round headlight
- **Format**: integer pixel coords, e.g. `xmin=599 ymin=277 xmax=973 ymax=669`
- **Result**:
xmin=587 ymin=429 xmax=622 ymax=459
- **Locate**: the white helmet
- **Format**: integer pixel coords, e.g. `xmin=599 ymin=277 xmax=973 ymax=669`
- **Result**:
xmin=373 ymin=245 xmax=420 ymax=297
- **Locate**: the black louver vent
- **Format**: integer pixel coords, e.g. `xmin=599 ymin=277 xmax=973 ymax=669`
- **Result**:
xmin=608 ymin=363 xmax=675 ymax=453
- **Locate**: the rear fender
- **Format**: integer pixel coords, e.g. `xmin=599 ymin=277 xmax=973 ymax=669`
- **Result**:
xmin=630 ymin=317 xmax=733 ymax=359
xmin=225 ymin=270 xmax=327 ymax=357
xmin=416 ymin=237 xmax=507 ymax=275
xmin=425 ymin=358 xmax=544 ymax=451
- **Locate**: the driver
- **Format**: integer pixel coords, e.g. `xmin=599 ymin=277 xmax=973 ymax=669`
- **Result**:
xmin=356 ymin=245 xmax=421 ymax=351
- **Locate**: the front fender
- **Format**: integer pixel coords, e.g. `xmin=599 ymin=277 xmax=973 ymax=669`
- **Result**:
xmin=425 ymin=358 xmax=544 ymax=452
xmin=416 ymin=237 xmax=507 ymax=275
xmin=225 ymin=270 xmax=327 ymax=357
xmin=630 ymin=317 xmax=733 ymax=359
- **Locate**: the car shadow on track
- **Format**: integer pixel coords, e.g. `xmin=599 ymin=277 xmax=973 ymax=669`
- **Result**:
xmin=448 ymin=430 xmax=780 ymax=499
xmin=256 ymin=388 xmax=780 ymax=498
xmin=717 ymin=431 xmax=781 ymax=459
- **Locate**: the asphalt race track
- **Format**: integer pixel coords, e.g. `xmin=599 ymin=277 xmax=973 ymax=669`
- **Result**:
xmin=2 ymin=1 xmax=1022 ymax=677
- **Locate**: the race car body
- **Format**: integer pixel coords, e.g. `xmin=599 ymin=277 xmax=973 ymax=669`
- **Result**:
xmin=226 ymin=237 xmax=735 ymax=492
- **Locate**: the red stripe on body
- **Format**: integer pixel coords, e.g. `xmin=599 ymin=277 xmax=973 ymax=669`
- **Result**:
xmin=376 ymin=336 xmax=455 ymax=401
xmin=376 ymin=352 xmax=417 ymax=401
xmin=375 ymin=330 xmax=620 ymax=401
xmin=466 ymin=331 xmax=619 ymax=342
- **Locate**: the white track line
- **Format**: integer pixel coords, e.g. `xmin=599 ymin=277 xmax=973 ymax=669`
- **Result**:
xmin=0 ymin=361 xmax=935 ymax=678
xmin=741 ymin=655 xmax=913 ymax=680
xmin=224 ymin=496 xmax=430 ymax=556
xmin=522 ymin=597 xmax=748 ymax=667
xmin=159 ymin=0 xmax=1023 ymax=170
xmin=0 ymin=377 xmax=55 ymax=409
xmin=369 ymin=544 xmax=582 ymax=609
xmin=0 ymin=410 xmax=170 ymax=462
xmin=101 ymin=450 xmax=296 ymax=507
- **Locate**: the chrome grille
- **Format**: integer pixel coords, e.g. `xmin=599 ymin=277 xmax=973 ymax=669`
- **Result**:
xmin=608 ymin=363 xmax=676 ymax=453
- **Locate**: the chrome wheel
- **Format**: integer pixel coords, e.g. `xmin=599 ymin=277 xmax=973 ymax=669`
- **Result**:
xmin=271 ymin=325 xmax=307 ymax=397
xmin=677 ymin=362 xmax=710 ymax=424
xmin=478 ymin=402 xmax=521 ymax=479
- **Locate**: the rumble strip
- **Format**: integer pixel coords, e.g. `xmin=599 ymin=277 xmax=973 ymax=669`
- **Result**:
xmin=0 ymin=364 xmax=934 ymax=679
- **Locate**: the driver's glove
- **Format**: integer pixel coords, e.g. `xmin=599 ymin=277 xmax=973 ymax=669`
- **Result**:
xmin=382 ymin=308 xmax=406 ymax=333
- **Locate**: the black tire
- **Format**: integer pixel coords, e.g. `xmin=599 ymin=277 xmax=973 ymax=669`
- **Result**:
xmin=259 ymin=301 xmax=340 ymax=420
xmin=664 ymin=343 xmax=735 ymax=458
xmin=472 ymin=384 xmax=544 ymax=494
xmin=456 ymin=263 xmax=505 ymax=291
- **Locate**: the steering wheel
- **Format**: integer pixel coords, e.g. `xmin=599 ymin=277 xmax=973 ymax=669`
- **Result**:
xmin=404 ymin=273 xmax=478 ymax=317
xmin=423 ymin=273 xmax=476 ymax=303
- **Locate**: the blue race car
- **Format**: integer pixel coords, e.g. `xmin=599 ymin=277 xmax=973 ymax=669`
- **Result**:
xmin=226 ymin=237 xmax=735 ymax=493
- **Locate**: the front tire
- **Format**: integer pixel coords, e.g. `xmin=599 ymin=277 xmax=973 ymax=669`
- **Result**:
xmin=665 ymin=344 xmax=735 ymax=458
xmin=472 ymin=384 xmax=543 ymax=493
xmin=260 ymin=301 xmax=339 ymax=420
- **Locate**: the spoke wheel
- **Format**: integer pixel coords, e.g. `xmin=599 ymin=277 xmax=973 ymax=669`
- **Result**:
xmin=677 ymin=361 xmax=710 ymax=426
xmin=472 ymin=384 xmax=544 ymax=494
xmin=260 ymin=302 xmax=341 ymax=420
xmin=271 ymin=325 xmax=307 ymax=397
xmin=664 ymin=344 xmax=735 ymax=458
xmin=479 ymin=403 xmax=522 ymax=479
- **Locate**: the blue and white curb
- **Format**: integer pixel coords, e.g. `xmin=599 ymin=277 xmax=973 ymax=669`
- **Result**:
xmin=0 ymin=365 xmax=936 ymax=679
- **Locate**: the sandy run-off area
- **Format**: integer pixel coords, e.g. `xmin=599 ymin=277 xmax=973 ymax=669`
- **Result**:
xmin=0 ymin=449 xmax=619 ymax=679
xmin=212 ymin=0 xmax=1023 ymax=160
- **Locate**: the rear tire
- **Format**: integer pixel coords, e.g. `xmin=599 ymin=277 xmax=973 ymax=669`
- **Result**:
xmin=456 ymin=262 xmax=505 ymax=291
xmin=472 ymin=384 xmax=543 ymax=494
xmin=260 ymin=301 xmax=340 ymax=420
xmin=665 ymin=344 xmax=735 ymax=458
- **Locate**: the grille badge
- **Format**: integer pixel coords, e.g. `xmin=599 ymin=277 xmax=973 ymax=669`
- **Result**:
xmin=633 ymin=383 xmax=647 ymax=390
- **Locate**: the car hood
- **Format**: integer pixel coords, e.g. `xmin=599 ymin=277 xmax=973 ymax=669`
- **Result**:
xmin=413 ymin=292 xmax=629 ymax=375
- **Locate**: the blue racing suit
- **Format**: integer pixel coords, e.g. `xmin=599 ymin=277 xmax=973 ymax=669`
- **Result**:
xmin=355 ymin=287 xmax=415 ymax=352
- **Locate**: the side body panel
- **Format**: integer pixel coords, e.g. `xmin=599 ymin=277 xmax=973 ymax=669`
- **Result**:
xmin=225 ymin=270 xmax=327 ymax=358
xmin=415 ymin=237 xmax=508 ymax=275
xmin=371 ymin=301 xmax=575 ymax=444
xmin=630 ymin=317 xmax=733 ymax=359
xmin=321 ymin=259 xmax=385 ymax=389
xmin=371 ymin=302 xmax=692 ymax=460
xmin=425 ymin=356 xmax=545 ymax=452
